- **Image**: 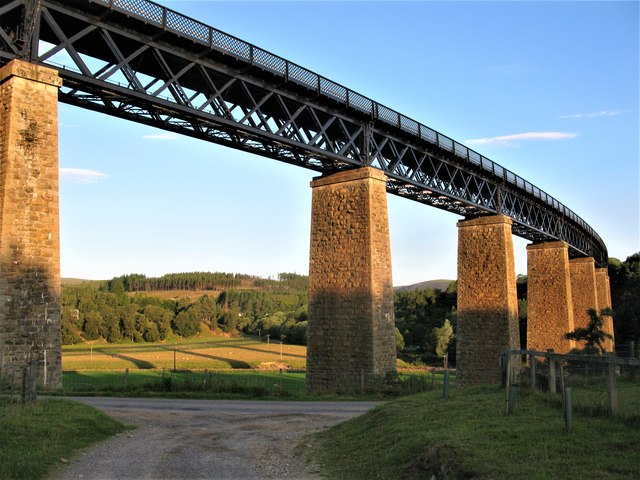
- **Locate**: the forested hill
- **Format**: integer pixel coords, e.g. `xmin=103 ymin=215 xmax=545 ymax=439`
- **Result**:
xmin=395 ymin=279 xmax=453 ymax=292
xmin=105 ymin=272 xmax=308 ymax=293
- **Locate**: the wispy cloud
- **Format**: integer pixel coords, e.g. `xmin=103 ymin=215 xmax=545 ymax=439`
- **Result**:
xmin=466 ymin=131 xmax=578 ymax=147
xmin=559 ymin=110 xmax=626 ymax=120
xmin=60 ymin=168 xmax=109 ymax=184
xmin=142 ymin=132 xmax=179 ymax=141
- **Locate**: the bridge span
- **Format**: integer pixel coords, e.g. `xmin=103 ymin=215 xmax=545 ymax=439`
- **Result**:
xmin=0 ymin=0 xmax=612 ymax=391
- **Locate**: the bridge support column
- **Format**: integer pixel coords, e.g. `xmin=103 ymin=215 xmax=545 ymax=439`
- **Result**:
xmin=526 ymin=241 xmax=575 ymax=353
xmin=456 ymin=214 xmax=520 ymax=385
xmin=0 ymin=60 xmax=62 ymax=388
xmin=569 ymin=257 xmax=599 ymax=350
xmin=595 ymin=267 xmax=614 ymax=352
xmin=307 ymin=167 xmax=396 ymax=393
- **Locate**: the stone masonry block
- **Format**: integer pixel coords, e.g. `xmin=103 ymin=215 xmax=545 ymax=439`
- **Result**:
xmin=526 ymin=241 xmax=575 ymax=353
xmin=595 ymin=267 xmax=614 ymax=352
xmin=569 ymin=257 xmax=598 ymax=350
xmin=307 ymin=167 xmax=396 ymax=393
xmin=456 ymin=215 xmax=520 ymax=386
xmin=0 ymin=60 xmax=61 ymax=388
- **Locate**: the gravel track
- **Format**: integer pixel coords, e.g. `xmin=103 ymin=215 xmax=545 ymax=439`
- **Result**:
xmin=48 ymin=397 xmax=380 ymax=480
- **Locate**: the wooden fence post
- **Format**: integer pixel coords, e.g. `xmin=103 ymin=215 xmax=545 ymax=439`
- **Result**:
xmin=505 ymin=351 xmax=512 ymax=413
xmin=507 ymin=385 xmax=518 ymax=414
xmin=559 ymin=364 xmax=566 ymax=412
xmin=529 ymin=353 xmax=536 ymax=390
xmin=21 ymin=357 xmax=38 ymax=405
xmin=443 ymin=369 xmax=450 ymax=399
xmin=607 ymin=361 xmax=618 ymax=416
xmin=564 ymin=387 xmax=572 ymax=433
xmin=547 ymin=349 xmax=556 ymax=394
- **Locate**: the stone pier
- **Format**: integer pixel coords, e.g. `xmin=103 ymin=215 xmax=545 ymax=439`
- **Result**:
xmin=306 ymin=167 xmax=396 ymax=393
xmin=456 ymin=215 xmax=520 ymax=385
xmin=526 ymin=241 xmax=575 ymax=353
xmin=569 ymin=257 xmax=598 ymax=350
xmin=595 ymin=267 xmax=615 ymax=352
xmin=0 ymin=60 xmax=62 ymax=388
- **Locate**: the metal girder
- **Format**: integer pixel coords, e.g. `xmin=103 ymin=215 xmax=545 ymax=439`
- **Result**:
xmin=0 ymin=0 xmax=607 ymax=265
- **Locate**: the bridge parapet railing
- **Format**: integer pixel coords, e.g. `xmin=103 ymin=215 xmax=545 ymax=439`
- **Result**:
xmin=86 ymin=0 xmax=603 ymax=255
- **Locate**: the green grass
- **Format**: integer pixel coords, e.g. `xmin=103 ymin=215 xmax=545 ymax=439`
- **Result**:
xmin=62 ymin=335 xmax=309 ymax=370
xmin=0 ymin=398 xmax=128 ymax=480
xmin=313 ymin=384 xmax=640 ymax=479
xmin=533 ymin=376 xmax=640 ymax=428
xmin=59 ymin=369 xmax=308 ymax=398
xmin=55 ymin=369 xmax=444 ymax=400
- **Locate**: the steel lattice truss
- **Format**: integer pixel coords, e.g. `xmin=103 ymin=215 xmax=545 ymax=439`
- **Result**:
xmin=0 ymin=0 xmax=607 ymax=264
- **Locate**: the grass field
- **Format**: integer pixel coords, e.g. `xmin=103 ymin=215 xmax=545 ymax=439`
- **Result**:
xmin=0 ymin=397 xmax=127 ymax=480
xmin=61 ymin=369 xmax=308 ymax=398
xmin=63 ymin=335 xmax=308 ymax=371
xmin=314 ymin=383 xmax=640 ymax=479
xmin=60 ymin=335 xmax=425 ymax=398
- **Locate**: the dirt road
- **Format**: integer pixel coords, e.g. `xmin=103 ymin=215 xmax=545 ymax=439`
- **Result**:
xmin=49 ymin=397 xmax=380 ymax=480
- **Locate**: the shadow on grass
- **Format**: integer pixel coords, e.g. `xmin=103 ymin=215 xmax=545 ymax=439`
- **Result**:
xmin=171 ymin=348 xmax=252 ymax=369
xmin=99 ymin=351 xmax=155 ymax=369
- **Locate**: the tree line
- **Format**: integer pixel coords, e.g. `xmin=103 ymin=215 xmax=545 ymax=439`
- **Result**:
xmin=62 ymin=276 xmax=308 ymax=346
xmin=106 ymin=272 xmax=308 ymax=293
xmin=62 ymin=252 xmax=639 ymax=360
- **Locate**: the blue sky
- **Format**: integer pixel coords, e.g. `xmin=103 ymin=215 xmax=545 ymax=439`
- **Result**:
xmin=57 ymin=0 xmax=639 ymax=286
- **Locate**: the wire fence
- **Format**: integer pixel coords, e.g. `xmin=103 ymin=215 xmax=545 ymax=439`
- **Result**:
xmin=502 ymin=346 xmax=640 ymax=430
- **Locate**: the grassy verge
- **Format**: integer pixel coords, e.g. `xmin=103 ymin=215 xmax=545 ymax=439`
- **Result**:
xmin=0 ymin=398 xmax=128 ymax=480
xmin=313 ymin=384 xmax=640 ymax=479
xmin=59 ymin=369 xmax=307 ymax=399
xmin=53 ymin=369 xmax=446 ymax=400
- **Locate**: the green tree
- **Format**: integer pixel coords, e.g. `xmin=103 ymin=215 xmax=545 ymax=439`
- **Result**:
xmin=394 ymin=327 xmax=405 ymax=354
xmin=144 ymin=304 xmax=174 ymax=340
xmin=143 ymin=322 xmax=161 ymax=342
xmin=119 ymin=304 xmax=139 ymax=342
xmin=83 ymin=310 xmax=103 ymax=340
xmin=61 ymin=318 xmax=83 ymax=344
xmin=610 ymin=253 xmax=640 ymax=347
xmin=566 ymin=308 xmax=614 ymax=354
xmin=434 ymin=319 xmax=454 ymax=366
xmin=172 ymin=309 xmax=200 ymax=337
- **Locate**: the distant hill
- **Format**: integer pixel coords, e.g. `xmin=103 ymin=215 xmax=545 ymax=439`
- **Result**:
xmin=395 ymin=279 xmax=454 ymax=292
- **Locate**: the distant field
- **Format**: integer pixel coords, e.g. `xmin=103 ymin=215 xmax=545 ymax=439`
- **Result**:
xmin=63 ymin=336 xmax=307 ymax=371
xmin=61 ymin=277 xmax=103 ymax=285
xmin=128 ymin=289 xmax=224 ymax=301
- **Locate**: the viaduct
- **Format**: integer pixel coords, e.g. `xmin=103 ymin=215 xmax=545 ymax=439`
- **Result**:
xmin=0 ymin=0 xmax=612 ymax=393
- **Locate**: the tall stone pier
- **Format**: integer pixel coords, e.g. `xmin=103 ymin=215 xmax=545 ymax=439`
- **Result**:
xmin=456 ymin=215 xmax=520 ymax=385
xmin=0 ymin=60 xmax=62 ymax=388
xmin=306 ymin=167 xmax=396 ymax=393
xmin=595 ymin=267 xmax=615 ymax=352
xmin=569 ymin=257 xmax=598 ymax=350
xmin=526 ymin=241 xmax=575 ymax=353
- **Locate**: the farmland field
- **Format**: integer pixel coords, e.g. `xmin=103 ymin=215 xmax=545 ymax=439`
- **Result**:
xmin=63 ymin=335 xmax=307 ymax=371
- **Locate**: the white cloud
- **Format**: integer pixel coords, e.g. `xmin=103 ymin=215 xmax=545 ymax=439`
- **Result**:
xmin=142 ymin=132 xmax=180 ymax=140
xmin=466 ymin=131 xmax=578 ymax=147
xmin=559 ymin=110 xmax=626 ymax=120
xmin=60 ymin=168 xmax=109 ymax=184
